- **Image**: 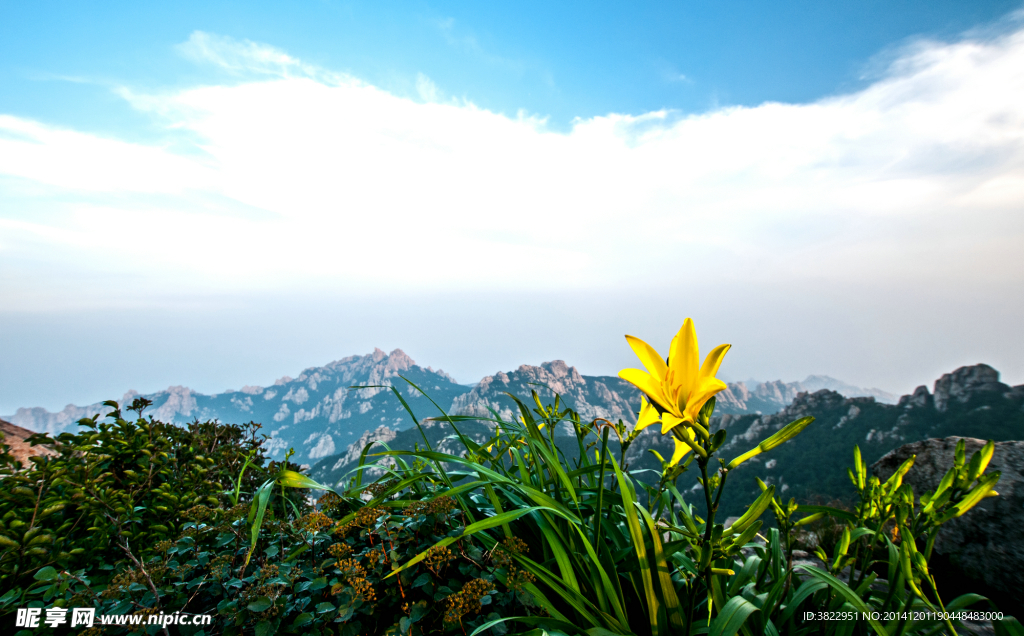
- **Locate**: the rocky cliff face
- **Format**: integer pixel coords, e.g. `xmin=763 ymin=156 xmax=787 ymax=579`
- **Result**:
xmin=932 ymin=364 xmax=1011 ymax=412
xmin=449 ymin=360 xmax=640 ymax=425
xmin=872 ymin=437 xmax=1024 ymax=607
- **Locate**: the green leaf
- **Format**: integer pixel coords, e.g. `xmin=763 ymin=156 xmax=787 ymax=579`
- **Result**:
xmin=794 ymin=504 xmax=856 ymax=523
xmin=944 ymin=593 xmax=987 ymax=611
xmin=468 ymin=616 xmax=583 ymax=636
xmin=795 ymin=565 xmax=887 ymax=636
xmin=725 ymin=485 xmax=774 ymax=535
xmin=308 ymin=577 xmax=327 ymax=591
xmin=255 ymin=621 xmax=273 ymax=636
xmin=409 ymin=600 xmax=429 ymax=622
xmin=0 ymin=588 xmax=20 ymax=606
xmin=758 ymin=416 xmax=814 ymax=452
xmin=638 ymin=504 xmax=686 ymax=633
xmin=994 ymin=617 xmax=1024 ymax=636
xmin=388 ymin=507 xmax=554 ymax=577
xmin=609 ymin=452 xmax=658 ymax=636
xmin=316 ymin=602 xmax=335 ymax=614
xmin=290 ymin=613 xmax=313 ymax=628
xmin=776 ymin=579 xmax=828 ymax=625
xmin=243 ymin=479 xmax=274 ymax=570
xmin=247 ymin=597 xmax=272 ymax=612
xmin=710 ymin=596 xmax=760 ymax=636
xmin=276 ymin=469 xmax=327 ymax=490
xmin=33 ymin=566 xmax=58 ymax=582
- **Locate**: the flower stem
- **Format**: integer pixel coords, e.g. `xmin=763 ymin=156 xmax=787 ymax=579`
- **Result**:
xmin=699 ymin=456 xmax=716 ymax=621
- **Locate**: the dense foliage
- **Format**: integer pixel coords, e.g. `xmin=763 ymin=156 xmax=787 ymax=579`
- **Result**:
xmin=0 ymin=382 xmax=1019 ymax=636
xmin=0 ymin=399 xmax=286 ymax=592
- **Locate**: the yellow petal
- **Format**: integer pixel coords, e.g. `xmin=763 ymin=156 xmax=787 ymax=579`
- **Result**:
xmin=634 ymin=397 xmax=661 ymax=432
xmin=669 ymin=437 xmax=693 ymax=466
xmin=682 ymin=377 xmax=728 ymax=423
xmin=660 ymin=412 xmax=687 ymax=435
xmin=668 ymin=318 xmax=699 ymax=403
xmin=699 ymin=343 xmax=731 ymax=380
xmin=619 ymin=368 xmax=673 ymax=413
xmin=625 ymin=335 xmax=668 ymax=380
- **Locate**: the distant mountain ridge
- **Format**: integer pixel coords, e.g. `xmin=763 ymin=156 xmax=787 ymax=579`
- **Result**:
xmin=5 ymin=349 xmax=895 ymax=467
xmin=310 ymin=363 xmax=1023 ymax=515
xmin=5 ymin=349 xmax=473 ymax=467
xmin=654 ymin=363 xmax=1024 ymax=516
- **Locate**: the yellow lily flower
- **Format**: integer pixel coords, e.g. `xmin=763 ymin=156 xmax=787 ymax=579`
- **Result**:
xmin=634 ymin=396 xmax=661 ymax=433
xmin=619 ymin=318 xmax=731 ymax=438
xmin=633 ymin=392 xmax=699 ymax=466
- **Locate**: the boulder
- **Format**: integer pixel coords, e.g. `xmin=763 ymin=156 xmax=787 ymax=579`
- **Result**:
xmin=872 ymin=437 xmax=1024 ymax=606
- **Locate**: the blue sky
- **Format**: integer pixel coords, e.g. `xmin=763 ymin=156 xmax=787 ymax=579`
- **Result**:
xmin=2 ymin=1 xmax=1019 ymax=131
xmin=2 ymin=1 xmax=1024 ymax=413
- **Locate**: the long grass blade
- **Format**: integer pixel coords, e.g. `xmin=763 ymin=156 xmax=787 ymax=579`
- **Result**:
xmin=609 ymin=452 xmax=660 ymax=636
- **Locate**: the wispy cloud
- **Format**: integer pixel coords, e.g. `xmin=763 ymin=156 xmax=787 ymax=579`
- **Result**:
xmin=176 ymin=31 xmax=343 ymax=82
xmin=1 ymin=27 xmax=1023 ymax=311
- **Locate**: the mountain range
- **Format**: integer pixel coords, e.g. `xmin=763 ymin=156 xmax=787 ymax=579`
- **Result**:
xmin=307 ymin=362 xmax=1023 ymax=522
xmin=4 ymin=348 xmax=895 ymax=467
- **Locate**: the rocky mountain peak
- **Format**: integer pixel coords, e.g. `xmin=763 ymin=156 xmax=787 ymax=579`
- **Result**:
xmin=933 ymin=364 xmax=1010 ymax=412
xmin=383 ymin=348 xmax=415 ymax=373
xmin=450 ymin=361 xmax=630 ymax=423
xmin=755 ymin=380 xmax=802 ymax=404
xmin=782 ymin=389 xmax=850 ymax=418
xmin=897 ymin=385 xmax=933 ymax=409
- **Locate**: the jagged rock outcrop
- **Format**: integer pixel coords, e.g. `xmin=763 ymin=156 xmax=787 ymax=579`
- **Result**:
xmin=800 ymin=375 xmax=897 ymax=404
xmin=897 ymin=385 xmax=933 ymax=409
xmin=872 ymin=437 xmax=1024 ymax=606
xmin=320 ymin=425 xmax=399 ymax=476
xmin=7 ymin=402 xmax=118 ymax=436
xmin=450 ymin=360 xmax=638 ymax=425
xmin=726 ymin=389 xmax=855 ymax=447
xmin=933 ymin=364 xmax=1011 ymax=412
xmin=716 ymin=381 xmax=804 ymax=414
xmin=715 ymin=376 xmax=894 ymax=415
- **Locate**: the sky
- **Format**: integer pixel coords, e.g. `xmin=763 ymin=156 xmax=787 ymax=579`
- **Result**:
xmin=2 ymin=1 xmax=1023 ymax=414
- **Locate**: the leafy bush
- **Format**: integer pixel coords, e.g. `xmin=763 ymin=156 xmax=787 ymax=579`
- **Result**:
xmin=0 ymin=398 xmax=289 ymax=592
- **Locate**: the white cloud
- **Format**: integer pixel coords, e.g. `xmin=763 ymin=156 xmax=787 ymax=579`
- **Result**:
xmin=1 ymin=28 xmax=1023 ymax=310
